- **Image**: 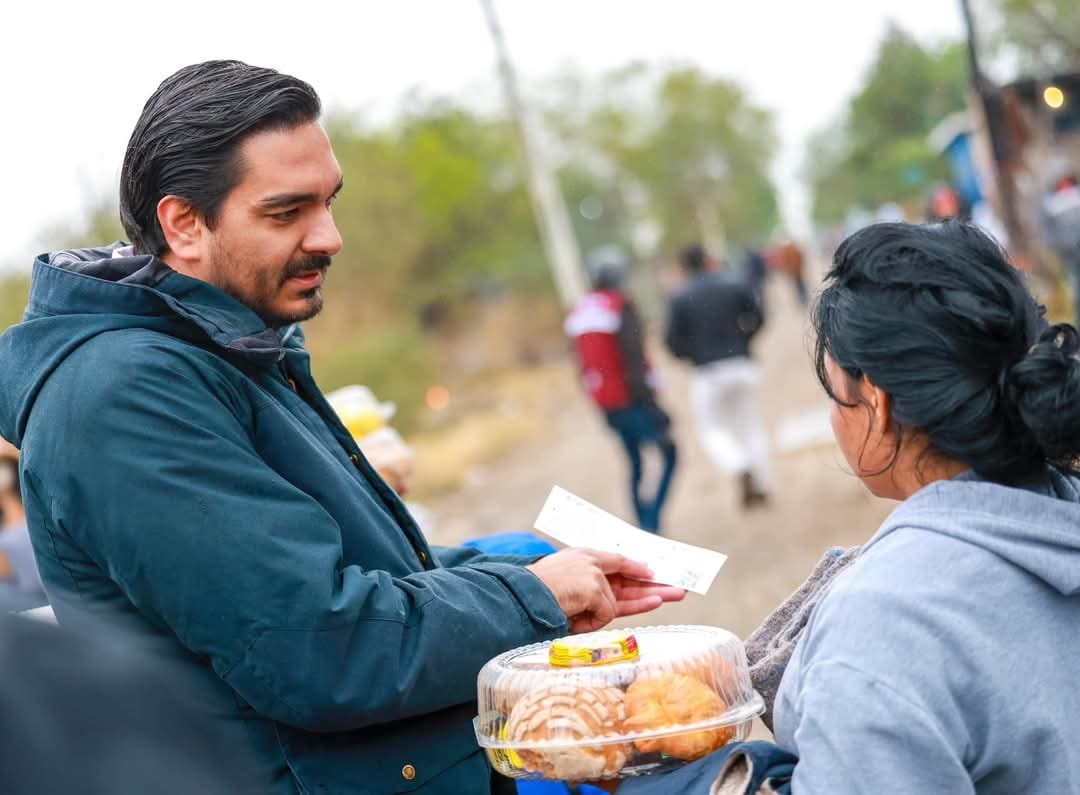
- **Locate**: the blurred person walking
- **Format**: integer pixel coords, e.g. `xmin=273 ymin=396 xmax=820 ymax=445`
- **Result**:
xmin=566 ymin=246 xmax=678 ymax=533
xmin=733 ymin=244 xmax=769 ymax=318
xmin=0 ymin=60 xmax=683 ymax=795
xmin=0 ymin=439 xmax=46 ymax=611
xmin=1040 ymin=169 xmax=1080 ymax=324
xmin=925 ymin=183 xmax=971 ymax=223
xmin=665 ymin=243 xmax=768 ymax=509
xmin=764 ymin=238 xmax=809 ymax=307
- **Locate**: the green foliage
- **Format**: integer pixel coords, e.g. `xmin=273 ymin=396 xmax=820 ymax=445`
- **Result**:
xmin=804 ymin=25 xmax=968 ymax=226
xmin=308 ymin=318 xmax=437 ymax=433
xmin=0 ymin=277 xmax=30 ymax=332
xmin=546 ymin=64 xmax=780 ymax=252
xmin=40 ymin=196 xmax=127 ymax=251
xmin=984 ymin=0 xmax=1080 ymax=71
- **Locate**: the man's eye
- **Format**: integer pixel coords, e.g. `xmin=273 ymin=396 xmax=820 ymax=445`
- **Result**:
xmin=272 ymin=209 xmax=299 ymax=222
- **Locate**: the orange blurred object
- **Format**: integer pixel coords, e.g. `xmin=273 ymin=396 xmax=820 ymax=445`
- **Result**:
xmin=426 ymin=385 xmax=451 ymax=412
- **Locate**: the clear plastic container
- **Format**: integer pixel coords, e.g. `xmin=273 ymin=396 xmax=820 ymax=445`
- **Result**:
xmin=474 ymin=625 xmax=765 ymax=782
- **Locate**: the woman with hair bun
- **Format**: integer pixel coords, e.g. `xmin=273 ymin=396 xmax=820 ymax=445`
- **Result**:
xmin=764 ymin=221 xmax=1080 ymax=793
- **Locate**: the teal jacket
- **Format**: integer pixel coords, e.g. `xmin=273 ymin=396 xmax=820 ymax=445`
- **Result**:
xmin=0 ymin=247 xmax=568 ymax=794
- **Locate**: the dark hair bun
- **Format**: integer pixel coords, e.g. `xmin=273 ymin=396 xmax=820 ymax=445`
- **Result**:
xmin=814 ymin=221 xmax=1080 ymax=484
xmin=1006 ymin=323 xmax=1080 ymax=466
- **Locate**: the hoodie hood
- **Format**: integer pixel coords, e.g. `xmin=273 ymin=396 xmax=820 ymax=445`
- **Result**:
xmin=867 ymin=468 xmax=1080 ymax=595
xmin=0 ymin=244 xmax=297 ymax=447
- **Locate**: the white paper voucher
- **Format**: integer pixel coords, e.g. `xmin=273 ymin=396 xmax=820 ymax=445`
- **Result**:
xmin=533 ymin=486 xmax=727 ymax=595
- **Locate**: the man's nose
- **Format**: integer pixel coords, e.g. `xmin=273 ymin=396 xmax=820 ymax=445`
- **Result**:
xmin=304 ymin=208 xmax=343 ymax=256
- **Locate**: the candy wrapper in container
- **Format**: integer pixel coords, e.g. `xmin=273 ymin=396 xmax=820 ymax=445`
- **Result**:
xmin=474 ymin=625 xmax=765 ymax=781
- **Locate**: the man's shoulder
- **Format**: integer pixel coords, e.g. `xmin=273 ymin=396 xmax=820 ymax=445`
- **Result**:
xmin=68 ymin=328 xmax=232 ymax=376
xmin=43 ymin=328 xmax=249 ymax=414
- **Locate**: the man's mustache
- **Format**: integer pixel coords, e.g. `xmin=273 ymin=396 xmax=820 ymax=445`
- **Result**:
xmin=281 ymin=256 xmax=332 ymax=285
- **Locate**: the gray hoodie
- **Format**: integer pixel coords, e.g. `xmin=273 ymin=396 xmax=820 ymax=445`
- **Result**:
xmin=773 ymin=468 xmax=1080 ymax=794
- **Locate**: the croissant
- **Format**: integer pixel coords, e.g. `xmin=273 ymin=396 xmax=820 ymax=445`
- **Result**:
xmin=624 ymin=673 xmax=735 ymax=760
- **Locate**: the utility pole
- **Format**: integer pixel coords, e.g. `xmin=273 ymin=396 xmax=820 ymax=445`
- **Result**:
xmin=479 ymin=0 xmax=586 ymax=308
xmin=959 ymin=0 xmax=1026 ymax=253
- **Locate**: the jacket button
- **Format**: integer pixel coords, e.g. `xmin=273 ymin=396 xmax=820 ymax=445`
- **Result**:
xmin=417 ymin=550 xmax=428 ymax=566
xmin=401 ymin=764 xmax=416 ymax=781
xmin=349 ymin=453 xmax=360 ymax=467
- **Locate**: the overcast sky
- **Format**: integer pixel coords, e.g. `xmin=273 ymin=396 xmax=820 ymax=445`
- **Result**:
xmin=2 ymin=0 xmax=964 ymax=271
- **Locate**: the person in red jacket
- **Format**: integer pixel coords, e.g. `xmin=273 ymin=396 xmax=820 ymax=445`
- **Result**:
xmin=566 ymin=246 xmax=678 ymax=532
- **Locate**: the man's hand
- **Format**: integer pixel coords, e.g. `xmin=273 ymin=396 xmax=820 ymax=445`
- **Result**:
xmin=526 ymin=548 xmax=686 ymax=633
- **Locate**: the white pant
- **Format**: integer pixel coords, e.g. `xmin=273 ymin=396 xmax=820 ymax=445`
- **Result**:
xmin=690 ymin=357 xmax=769 ymax=490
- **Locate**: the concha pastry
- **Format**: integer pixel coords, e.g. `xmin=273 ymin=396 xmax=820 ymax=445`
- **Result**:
xmin=623 ymin=673 xmax=736 ymax=760
xmin=491 ymin=669 xmax=532 ymax=717
xmin=506 ymin=683 xmax=630 ymax=780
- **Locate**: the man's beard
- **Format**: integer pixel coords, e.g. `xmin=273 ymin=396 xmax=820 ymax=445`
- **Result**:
xmin=212 ymin=252 xmax=332 ymax=329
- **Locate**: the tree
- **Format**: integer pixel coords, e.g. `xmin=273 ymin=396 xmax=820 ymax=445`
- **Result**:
xmin=983 ymin=0 xmax=1080 ymax=72
xmin=544 ymin=64 xmax=779 ymax=256
xmin=0 ymin=276 xmax=29 ymax=332
xmin=804 ymin=25 xmax=968 ymax=227
xmin=37 ymin=196 xmax=126 ymax=252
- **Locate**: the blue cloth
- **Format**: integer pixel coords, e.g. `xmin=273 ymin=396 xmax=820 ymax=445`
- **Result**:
xmin=515 ymin=782 xmax=609 ymax=795
xmin=774 ymin=468 xmax=1080 ymax=793
xmin=0 ymin=246 xmax=570 ymax=795
xmin=604 ymin=405 xmax=677 ymax=532
xmin=464 ymin=532 xmax=558 ymax=558
xmin=512 ymin=774 xmax=609 ymax=795
xmin=616 ymin=741 xmax=794 ymax=795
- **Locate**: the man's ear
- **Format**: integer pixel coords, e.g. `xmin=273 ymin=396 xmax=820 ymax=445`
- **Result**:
xmin=156 ymin=195 xmax=204 ymax=264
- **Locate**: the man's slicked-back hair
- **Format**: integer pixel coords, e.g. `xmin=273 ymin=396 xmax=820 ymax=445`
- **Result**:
xmin=120 ymin=60 xmax=322 ymax=255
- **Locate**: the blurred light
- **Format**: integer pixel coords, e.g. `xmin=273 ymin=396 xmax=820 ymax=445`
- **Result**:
xmin=578 ymin=196 xmax=604 ymax=220
xmin=1044 ymin=85 xmax=1066 ymax=110
xmin=425 ymin=385 xmax=451 ymax=412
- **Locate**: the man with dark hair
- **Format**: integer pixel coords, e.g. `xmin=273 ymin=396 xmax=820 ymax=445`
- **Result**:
xmin=666 ymin=243 xmax=769 ymax=510
xmin=0 ymin=61 xmax=682 ymax=794
xmin=565 ymin=246 xmax=678 ymax=533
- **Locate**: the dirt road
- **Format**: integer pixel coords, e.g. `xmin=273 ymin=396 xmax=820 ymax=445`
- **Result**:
xmin=425 ymin=273 xmax=894 ymax=653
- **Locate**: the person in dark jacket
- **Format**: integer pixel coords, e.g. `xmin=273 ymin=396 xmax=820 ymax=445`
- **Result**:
xmin=0 ymin=61 xmax=684 ymax=795
xmin=1 ymin=610 xmax=264 ymax=795
xmin=566 ymin=246 xmax=678 ymax=532
xmin=665 ymin=243 xmax=769 ymax=509
xmin=736 ymin=245 xmax=769 ymax=316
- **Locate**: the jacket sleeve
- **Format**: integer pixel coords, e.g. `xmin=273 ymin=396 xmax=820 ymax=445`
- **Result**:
xmin=736 ymin=284 xmax=764 ymax=341
xmin=41 ymin=339 xmax=568 ymax=733
xmin=664 ymin=297 xmax=691 ymax=361
xmin=617 ymin=301 xmax=653 ymax=404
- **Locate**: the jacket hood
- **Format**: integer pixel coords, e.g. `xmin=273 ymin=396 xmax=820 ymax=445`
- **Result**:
xmin=0 ymin=244 xmax=297 ymax=447
xmin=868 ymin=468 xmax=1080 ymax=595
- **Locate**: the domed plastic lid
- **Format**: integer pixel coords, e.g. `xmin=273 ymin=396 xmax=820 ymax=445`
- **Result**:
xmin=475 ymin=625 xmax=765 ymax=780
